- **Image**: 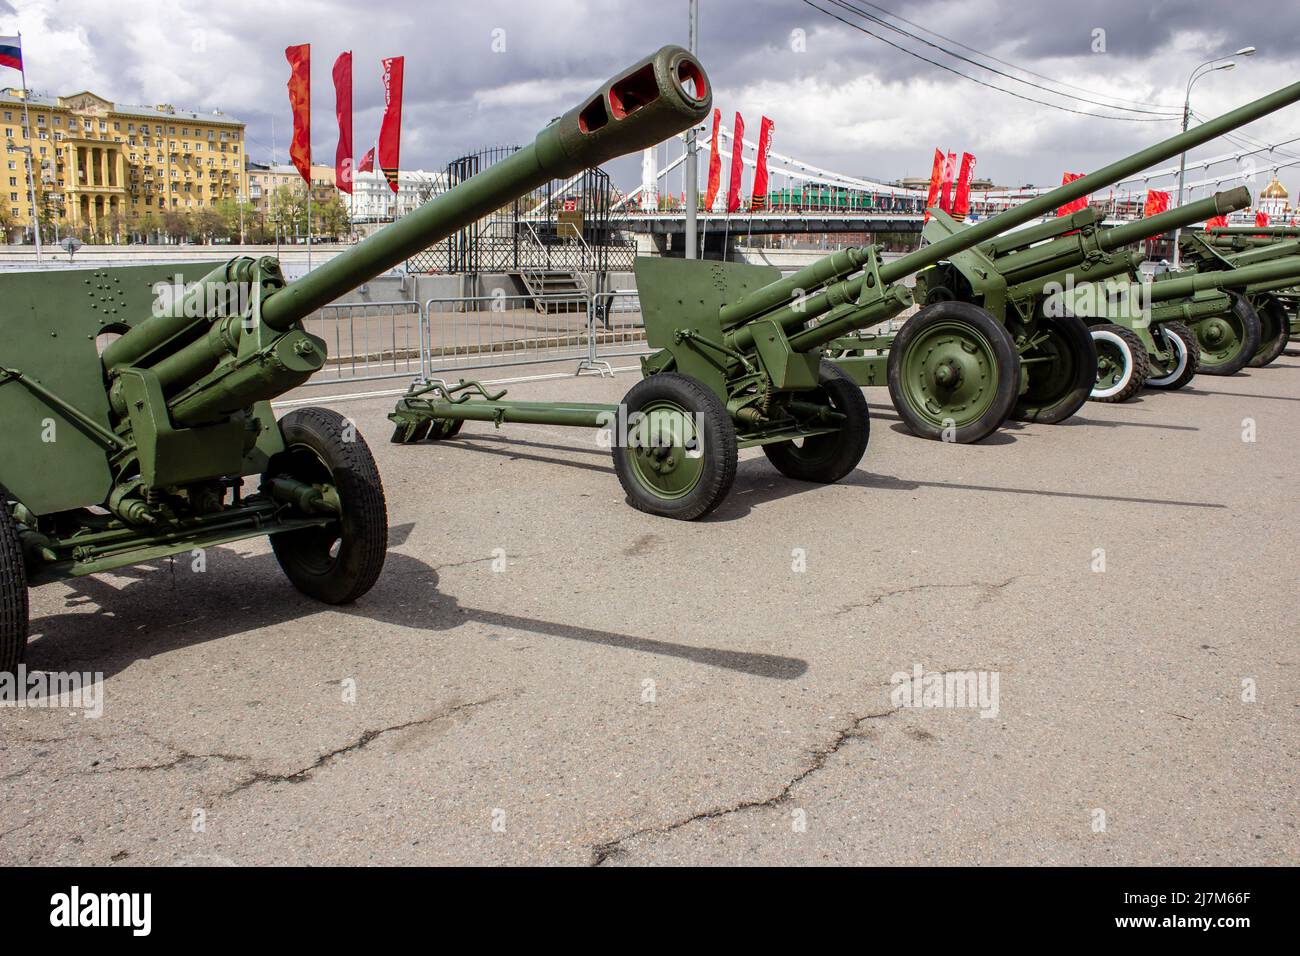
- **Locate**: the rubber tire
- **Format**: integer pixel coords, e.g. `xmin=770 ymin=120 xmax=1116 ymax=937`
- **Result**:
xmin=1012 ymin=312 xmax=1098 ymax=422
xmin=1197 ymin=291 xmax=1260 ymax=376
xmin=763 ymin=361 xmax=870 ymax=483
xmin=612 ymin=373 xmax=737 ymax=521
xmin=268 ymin=408 xmax=389 ymax=604
xmin=887 ymin=301 xmax=1020 ymax=443
xmin=0 ymin=503 xmax=28 ymax=677
xmin=1247 ymin=293 xmax=1290 ymax=368
xmin=1089 ymin=324 xmax=1150 ymax=403
xmin=1145 ymin=321 xmax=1199 ymax=391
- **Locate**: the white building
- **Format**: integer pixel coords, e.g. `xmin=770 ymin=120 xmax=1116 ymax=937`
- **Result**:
xmin=350 ymin=168 xmax=446 ymax=223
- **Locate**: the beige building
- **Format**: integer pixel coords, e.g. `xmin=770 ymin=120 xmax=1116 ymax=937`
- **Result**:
xmin=247 ymin=163 xmax=340 ymax=214
xmin=0 ymin=87 xmax=246 ymax=238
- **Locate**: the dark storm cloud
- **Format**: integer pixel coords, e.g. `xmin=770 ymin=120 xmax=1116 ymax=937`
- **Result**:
xmin=10 ymin=0 xmax=1300 ymax=192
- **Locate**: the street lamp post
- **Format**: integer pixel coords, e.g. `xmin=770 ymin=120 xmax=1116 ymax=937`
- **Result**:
xmin=1173 ymin=46 xmax=1255 ymax=267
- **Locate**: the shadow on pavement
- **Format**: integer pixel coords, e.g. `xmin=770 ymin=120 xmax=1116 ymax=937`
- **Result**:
xmin=25 ymin=523 xmax=807 ymax=682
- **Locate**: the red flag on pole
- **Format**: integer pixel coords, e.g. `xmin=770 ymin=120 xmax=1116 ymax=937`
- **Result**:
xmin=938 ymin=151 xmax=957 ymax=212
xmin=923 ymin=148 xmax=944 ymax=223
xmin=1056 ymin=172 xmax=1087 ymax=217
xmin=726 ymin=112 xmax=745 ymax=213
xmin=750 ymin=116 xmax=774 ymax=210
xmin=1255 ymin=211 xmax=1270 ymax=227
xmin=285 ymin=44 xmax=311 ymax=187
xmin=702 ymin=108 xmax=722 ymax=210
xmin=332 ymin=52 xmax=353 ymax=195
xmin=952 ymin=152 xmax=977 ymax=220
xmin=378 ymin=56 xmax=404 ymax=195
xmin=1142 ymin=190 xmax=1170 ymax=217
xmin=358 ymin=147 xmax=375 ymax=174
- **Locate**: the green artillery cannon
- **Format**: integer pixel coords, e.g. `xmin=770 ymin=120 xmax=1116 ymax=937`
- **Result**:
xmin=1046 ymin=254 xmax=1300 ymax=400
xmin=831 ymin=187 xmax=1251 ymax=408
xmin=1178 ymin=229 xmax=1300 ymax=367
xmin=0 ymin=45 xmax=712 ymax=672
xmin=1200 ymin=228 xmax=1300 ymax=343
xmin=390 ymin=79 xmax=1300 ymax=520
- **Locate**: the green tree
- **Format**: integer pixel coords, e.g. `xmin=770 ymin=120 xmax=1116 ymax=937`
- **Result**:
xmin=315 ymin=194 xmax=349 ymax=239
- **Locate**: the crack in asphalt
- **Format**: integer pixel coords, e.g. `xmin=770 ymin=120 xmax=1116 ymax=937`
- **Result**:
xmin=219 ymin=696 xmax=501 ymax=797
xmin=835 ymin=576 xmax=1024 ymax=616
xmin=0 ymin=816 xmax=35 ymax=840
xmin=91 ymin=752 xmax=251 ymax=775
xmin=589 ymin=705 xmax=901 ymax=866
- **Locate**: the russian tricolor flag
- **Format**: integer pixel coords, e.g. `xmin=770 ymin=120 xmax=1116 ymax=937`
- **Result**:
xmin=0 ymin=36 xmax=23 ymax=73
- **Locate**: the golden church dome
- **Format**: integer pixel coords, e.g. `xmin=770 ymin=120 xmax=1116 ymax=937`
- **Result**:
xmin=1260 ymin=177 xmax=1288 ymax=199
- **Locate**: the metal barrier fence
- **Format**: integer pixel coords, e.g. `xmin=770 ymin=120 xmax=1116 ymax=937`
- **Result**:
xmin=297 ymin=289 xmax=654 ymax=388
xmin=420 ymin=292 xmax=594 ymax=378
xmin=301 ymin=300 xmax=424 ymax=386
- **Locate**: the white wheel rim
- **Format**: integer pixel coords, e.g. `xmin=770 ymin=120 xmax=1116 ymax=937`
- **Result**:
xmin=1146 ymin=327 xmax=1188 ymax=387
xmin=1091 ymin=329 xmax=1133 ymax=398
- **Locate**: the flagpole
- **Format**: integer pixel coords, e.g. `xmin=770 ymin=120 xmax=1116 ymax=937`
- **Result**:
xmin=306 ymin=184 xmax=313 ymax=271
xmin=17 ymin=31 xmax=41 ymax=263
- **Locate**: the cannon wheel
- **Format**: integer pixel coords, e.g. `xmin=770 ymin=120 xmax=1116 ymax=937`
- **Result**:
xmin=1247 ymin=293 xmax=1291 ymax=368
xmin=612 ymin=373 xmax=736 ymax=521
xmin=887 ymin=301 xmax=1020 ymax=443
xmin=0 ymin=501 xmax=28 ymax=676
xmin=267 ymin=408 xmax=389 ymax=604
xmin=1194 ymin=291 xmax=1260 ymax=376
xmin=1145 ymin=321 xmax=1199 ymax=390
xmin=1011 ymin=312 xmax=1097 ymax=422
xmin=1088 ymin=324 xmax=1149 ymax=403
xmin=763 ymin=361 xmax=870 ymax=483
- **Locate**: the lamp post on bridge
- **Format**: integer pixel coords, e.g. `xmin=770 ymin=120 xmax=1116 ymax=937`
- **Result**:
xmin=684 ymin=0 xmax=699 ymax=260
xmin=1173 ymin=46 xmax=1255 ymax=268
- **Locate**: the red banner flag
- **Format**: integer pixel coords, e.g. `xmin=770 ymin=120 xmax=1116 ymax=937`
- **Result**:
xmin=332 ymin=52 xmax=353 ymax=195
xmin=952 ymin=152 xmax=976 ymax=220
xmin=923 ymin=148 xmax=944 ymax=223
xmin=358 ymin=147 xmax=375 ymax=174
xmin=1205 ymin=214 xmax=1229 ymax=230
xmin=726 ymin=112 xmax=745 ymax=213
xmin=702 ymin=108 xmax=722 ymax=210
xmin=938 ymin=151 xmax=957 ymax=212
xmin=1056 ymin=172 xmax=1087 ymax=217
xmin=750 ymin=116 xmax=774 ymax=210
xmin=1255 ymin=211 xmax=1270 ymax=228
xmin=1142 ymin=190 xmax=1170 ymax=217
xmin=378 ymin=56 xmax=404 ymax=194
xmin=285 ymin=44 xmax=311 ymax=187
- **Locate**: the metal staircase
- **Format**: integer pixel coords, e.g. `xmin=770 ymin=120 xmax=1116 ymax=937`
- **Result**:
xmin=516 ymin=221 xmax=590 ymax=315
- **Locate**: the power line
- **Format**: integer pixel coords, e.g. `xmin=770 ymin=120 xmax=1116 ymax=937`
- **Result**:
xmin=851 ymin=0 xmax=1178 ymax=112
xmin=1189 ymin=109 xmax=1300 ymax=165
xmin=823 ymin=0 xmax=1180 ymax=117
xmin=798 ymin=0 xmax=1178 ymax=122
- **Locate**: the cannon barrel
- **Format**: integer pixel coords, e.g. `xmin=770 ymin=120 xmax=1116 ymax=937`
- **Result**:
xmin=1207 ymin=237 xmax=1300 ymax=268
xmin=101 ymin=45 xmax=710 ymax=376
xmin=1208 ymin=226 xmax=1300 ymax=237
xmin=1149 ymin=255 xmax=1300 ymax=302
xmin=990 ymin=188 xmax=1251 ymax=288
xmin=262 ymin=45 xmax=709 ymax=331
xmin=724 ymin=79 xmax=1300 ymax=351
xmin=1097 ymin=187 xmax=1250 ymax=249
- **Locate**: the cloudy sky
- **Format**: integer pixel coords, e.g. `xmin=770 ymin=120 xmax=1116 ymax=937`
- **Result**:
xmin=3 ymin=0 xmax=1298 ymax=201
